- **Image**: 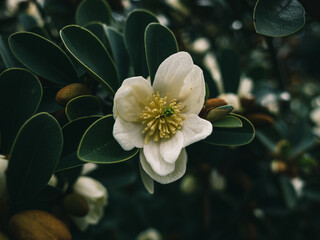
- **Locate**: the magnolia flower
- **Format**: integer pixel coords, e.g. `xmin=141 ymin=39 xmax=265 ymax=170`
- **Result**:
xmin=136 ymin=228 xmax=162 ymax=240
xmin=70 ymin=176 xmax=108 ymax=231
xmin=0 ymin=155 xmax=8 ymax=198
xmin=113 ymin=52 xmax=212 ymax=188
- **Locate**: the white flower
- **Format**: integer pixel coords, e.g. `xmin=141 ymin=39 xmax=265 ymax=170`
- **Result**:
xmin=0 ymin=155 xmax=8 ymax=199
xmin=136 ymin=228 xmax=162 ymax=240
xmin=70 ymin=176 xmax=108 ymax=231
xmin=291 ymin=177 xmax=304 ymax=198
xmin=113 ymin=52 xmax=212 ymax=187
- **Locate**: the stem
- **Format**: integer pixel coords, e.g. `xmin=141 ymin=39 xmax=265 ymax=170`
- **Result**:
xmin=265 ymin=37 xmax=286 ymax=91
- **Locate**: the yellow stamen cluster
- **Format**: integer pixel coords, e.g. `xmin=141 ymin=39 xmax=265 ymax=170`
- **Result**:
xmin=139 ymin=92 xmax=185 ymax=144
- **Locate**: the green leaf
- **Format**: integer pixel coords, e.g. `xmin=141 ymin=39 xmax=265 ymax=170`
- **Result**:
xmin=0 ymin=68 xmax=42 ymax=154
xmin=7 ymin=113 xmax=63 ymax=204
xmin=205 ymin=105 xmax=234 ymax=123
xmin=65 ymin=95 xmax=102 ymax=121
xmin=205 ymin=114 xmax=255 ymax=146
xmin=0 ymin=35 xmax=23 ymax=69
xmin=124 ymin=10 xmax=159 ymax=78
xmin=85 ymin=22 xmax=112 ymax=50
xmin=217 ymin=49 xmax=240 ymax=93
xmin=279 ymin=175 xmax=297 ymax=209
xmin=56 ymin=116 xmax=101 ymax=172
xmin=145 ymin=23 xmax=178 ymax=83
xmin=76 ymin=0 xmax=112 ymax=26
xmin=78 ymin=115 xmax=139 ymax=163
xmin=60 ymin=25 xmax=119 ymax=94
xmin=253 ymin=0 xmax=305 ymax=37
xmin=9 ymin=32 xmax=78 ymax=85
xmin=212 ymin=115 xmax=243 ymax=128
xmin=105 ymin=27 xmax=131 ymax=82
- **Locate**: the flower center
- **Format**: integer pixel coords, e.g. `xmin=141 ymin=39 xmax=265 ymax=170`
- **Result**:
xmin=139 ymin=92 xmax=186 ymax=144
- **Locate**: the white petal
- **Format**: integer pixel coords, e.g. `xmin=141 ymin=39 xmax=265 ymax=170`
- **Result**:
xmin=143 ymin=141 xmax=175 ymax=176
xmin=153 ymin=52 xmax=194 ymax=98
xmin=181 ymin=114 xmax=212 ymax=147
xmin=73 ymin=176 xmax=108 ymax=201
xmin=139 ymin=163 xmax=154 ymax=194
xmin=140 ymin=148 xmax=187 ymax=184
xmin=114 ymin=76 xmax=153 ymax=122
xmin=113 ymin=117 xmax=145 ymax=150
xmin=159 ymin=131 xmax=183 ymax=164
xmin=178 ymin=65 xmax=205 ymax=115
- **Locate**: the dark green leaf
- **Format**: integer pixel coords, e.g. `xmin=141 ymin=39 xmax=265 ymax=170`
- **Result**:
xmin=253 ymin=0 xmax=305 ymax=37
xmin=76 ymin=0 xmax=112 ymax=26
xmin=60 ymin=25 xmax=119 ymax=94
xmin=205 ymin=105 xmax=234 ymax=123
xmin=0 ymin=35 xmax=23 ymax=69
xmin=78 ymin=115 xmax=139 ymax=163
xmin=105 ymin=27 xmax=131 ymax=82
xmin=56 ymin=116 xmax=101 ymax=171
xmin=85 ymin=22 xmax=112 ymax=50
xmin=0 ymin=68 xmax=42 ymax=154
xmin=205 ymin=114 xmax=255 ymax=146
xmin=9 ymin=32 xmax=78 ymax=85
xmin=145 ymin=23 xmax=178 ymax=83
xmin=217 ymin=49 xmax=240 ymax=93
xmin=212 ymin=115 xmax=243 ymax=128
xmin=7 ymin=113 xmax=63 ymax=204
xmin=279 ymin=175 xmax=297 ymax=209
xmin=124 ymin=10 xmax=158 ymax=78
xmin=65 ymin=95 xmax=102 ymax=121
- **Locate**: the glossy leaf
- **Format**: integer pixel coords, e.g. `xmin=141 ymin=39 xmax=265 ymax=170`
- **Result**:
xmin=78 ymin=115 xmax=139 ymax=163
xmin=60 ymin=25 xmax=119 ymax=94
xmin=124 ymin=10 xmax=158 ymax=78
xmin=9 ymin=32 xmax=78 ymax=85
xmin=0 ymin=35 xmax=22 ymax=69
xmin=7 ymin=113 xmax=63 ymax=204
xmin=105 ymin=27 xmax=130 ymax=81
xmin=56 ymin=116 xmax=101 ymax=171
xmin=217 ymin=49 xmax=240 ymax=93
xmin=85 ymin=22 xmax=112 ymax=50
xmin=212 ymin=115 xmax=243 ymax=128
xmin=145 ymin=23 xmax=178 ymax=82
xmin=205 ymin=114 xmax=255 ymax=146
xmin=253 ymin=0 xmax=305 ymax=37
xmin=0 ymin=68 xmax=42 ymax=153
xmin=205 ymin=105 xmax=234 ymax=123
xmin=76 ymin=0 xmax=112 ymax=26
xmin=65 ymin=95 xmax=102 ymax=121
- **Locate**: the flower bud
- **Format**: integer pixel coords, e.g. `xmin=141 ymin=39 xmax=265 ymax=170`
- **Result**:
xmin=270 ymin=160 xmax=287 ymax=173
xmin=63 ymin=193 xmax=89 ymax=217
xmin=275 ymin=139 xmax=291 ymax=158
xmin=204 ymin=98 xmax=227 ymax=109
xmin=55 ymin=83 xmax=92 ymax=106
xmin=9 ymin=210 xmax=72 ymax=240
xmin=246 ymin=113 xmax=274 ymax=128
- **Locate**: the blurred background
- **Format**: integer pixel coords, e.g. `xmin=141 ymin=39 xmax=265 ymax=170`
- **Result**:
xmin=1 ymin=0 xmax=320 ymax=239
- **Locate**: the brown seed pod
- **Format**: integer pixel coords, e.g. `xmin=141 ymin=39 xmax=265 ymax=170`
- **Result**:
xmin=8 ymin=210 xmax=72 ymax=240
xmin=55 ymin=83 xmax=92 ymax=106
xmin=246 ymin=113 xmax=274 ymax=128
xmin=63 ymin=193 xmax=89 ymax=217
